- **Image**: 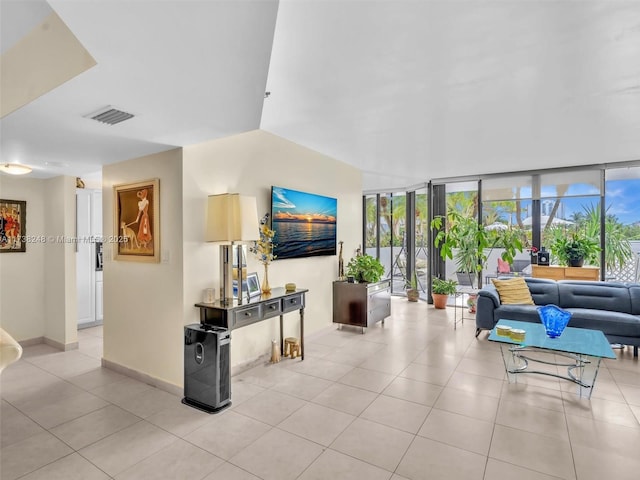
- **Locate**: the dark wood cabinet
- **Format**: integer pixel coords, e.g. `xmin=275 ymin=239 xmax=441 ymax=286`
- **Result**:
xmin=332 ymin=279 xmax=391 ymax=330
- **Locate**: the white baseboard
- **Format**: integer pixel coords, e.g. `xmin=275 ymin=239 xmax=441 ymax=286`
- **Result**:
xmin=18 ymin=336 xmax=45 ymax=347
xmin=45 ymin=337 xmax=78 ymax=351
xmin=231 ymin=352 xmax=271 ymax=377
xmin=19 ymin=336 xmax=78 ymax=351
xmin=101 ymin=358 xmax=182 ymax=397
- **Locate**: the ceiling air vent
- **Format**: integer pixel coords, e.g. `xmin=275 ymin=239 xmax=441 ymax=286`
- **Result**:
xmin=84 ymin=106 xmax=134 ymax=125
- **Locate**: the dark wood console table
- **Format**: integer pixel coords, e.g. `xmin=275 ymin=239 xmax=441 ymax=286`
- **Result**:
xmin=195 ymin=287 xmax=308 ymax=360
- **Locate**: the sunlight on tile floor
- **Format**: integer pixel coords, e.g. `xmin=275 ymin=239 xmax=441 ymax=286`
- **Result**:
xmin=1 ymin=299 xmax=639 ymax=479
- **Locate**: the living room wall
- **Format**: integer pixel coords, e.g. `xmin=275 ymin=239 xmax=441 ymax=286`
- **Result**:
xmin=0 ymin=175 xmax=77 ymax=348
xmin=182 ymin=130 xmax=362 ymax=370
xmin=102 ymin=148 xmax=184 ymax=390
xmin=101 ymin=131 xmax=361 ymax=390
xmin=0 ymin=176 xmax=46 ymax=341
xmin=43 ymin=176 xmax=78 ymax=348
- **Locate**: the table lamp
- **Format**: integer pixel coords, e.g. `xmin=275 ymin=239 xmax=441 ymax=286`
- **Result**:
xmin=206 ymin=193 xmax=259 ymax=304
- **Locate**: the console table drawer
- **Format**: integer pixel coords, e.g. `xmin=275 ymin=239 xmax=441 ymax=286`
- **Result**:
xmin=262 ymin=299 xmax=282 ymax=319
xmin=282 ymin=293 xmax=304 ymax=313
xmin=233 ymin=304 xmax=262 ymax=329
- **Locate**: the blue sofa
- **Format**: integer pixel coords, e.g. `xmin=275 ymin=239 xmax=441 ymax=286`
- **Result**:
xmin=476 ymin=277 xmax=640 ymax=357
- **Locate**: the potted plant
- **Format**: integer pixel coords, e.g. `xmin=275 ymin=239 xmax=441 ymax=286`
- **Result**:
xmin=431 ymin=211 xmax=523 ymax=287
xmin=406 ymin=273 xmax=420 ymax=302
xmin=431 ymin=277 xmax=457 ymax=309
xmin=550 ymin=230 xmax=600 ymax=267
xmin=345 ymin=254 xmax=385 ymax=283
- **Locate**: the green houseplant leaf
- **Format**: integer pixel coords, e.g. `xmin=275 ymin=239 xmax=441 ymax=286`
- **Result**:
xmin=431 ymin=277 xmax=458 ymax=295
xmin=550 ymin=229 xmax=600 ymax=266
xmin=431 ymin=211 xmax=524 ymax=282
xmin=346 ymin=254 xmax=385 ymax=283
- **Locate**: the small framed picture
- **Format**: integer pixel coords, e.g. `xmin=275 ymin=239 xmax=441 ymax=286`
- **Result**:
xmin=246 ymin=272 xmax=261 ymax=298
xmin=0 ymin=199 xmax=26 ymax=253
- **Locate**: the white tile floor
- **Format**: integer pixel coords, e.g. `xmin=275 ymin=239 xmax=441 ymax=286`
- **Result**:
xmin=1 ymin=299 xmax=639 ymax=480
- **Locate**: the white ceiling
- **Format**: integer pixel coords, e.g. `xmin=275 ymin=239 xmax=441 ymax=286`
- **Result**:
xmin=2 ymin=0 xmax=640 ymax=190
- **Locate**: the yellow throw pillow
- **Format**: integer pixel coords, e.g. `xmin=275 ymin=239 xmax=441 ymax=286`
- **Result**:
xmin=491 ymin=277 xmax=534 ymax=305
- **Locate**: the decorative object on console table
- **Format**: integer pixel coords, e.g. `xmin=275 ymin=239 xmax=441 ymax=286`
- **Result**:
xmin=249 ymin=213 xmax=275 ymax=294
xmin=202 ymin=288 xmax=215 ymax=304
xmin=261 ymin=264 xmax=270 ymax=294
xmin=206 ymin=193 xmax=259 ymax=305
xmin=233 ymin=272 xmax=262 ymax=303
xmin=529 ymin=246 xmax=539 ymax=264
xmin=246 ymin=272 xmax=261 ymax=298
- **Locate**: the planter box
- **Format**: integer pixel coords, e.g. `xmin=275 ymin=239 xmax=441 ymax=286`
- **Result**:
xmin=332 ymin=279 xmax=391 ymax=329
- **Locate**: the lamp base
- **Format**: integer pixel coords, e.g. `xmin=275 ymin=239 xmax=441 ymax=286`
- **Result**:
xmin=220 ymin=244 xmax=247 ymax=305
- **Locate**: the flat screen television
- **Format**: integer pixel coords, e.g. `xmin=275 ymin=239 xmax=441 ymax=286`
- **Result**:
xmin=271 ymin=186 xmax=337 ymax=260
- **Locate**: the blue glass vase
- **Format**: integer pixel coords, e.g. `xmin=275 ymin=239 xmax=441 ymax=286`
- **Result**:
xmin=537 ymin=304 xmax=572 ymax=338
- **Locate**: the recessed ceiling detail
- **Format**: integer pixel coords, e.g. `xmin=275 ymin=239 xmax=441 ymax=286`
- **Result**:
xmin=85 ymin=106 xmax=134 ymax=125
xmin=0 ymin=11 xmax=96 ymax=118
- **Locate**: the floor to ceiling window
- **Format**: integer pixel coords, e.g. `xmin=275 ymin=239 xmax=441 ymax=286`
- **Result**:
xmin=604 ymin=166 xmax=640 ymax=281
xmin=388 ymin=192 xmax=407 ymax=294
xmin=364 ymin=188 xmax=429 ymax=297
xmin=378 ymin=193 xmax=393 ymax=282
xmin=363 ymin=161 xmax=640 ymax=302
xmin=539 ymin=170 xmax=602 ymax=270
xmin=364 ymin=194 xmax=378 ymax=259
xmin=444 ymin=181 xmax=478 ymax=286
xmin=482 ymin=175 xmax=533 ymax=279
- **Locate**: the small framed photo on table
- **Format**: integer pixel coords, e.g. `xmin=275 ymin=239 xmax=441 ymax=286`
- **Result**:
xmin=233 ymin=272 xmax=261 ymax=299
xmin=246 ymin=272 xmax=261 ymax=298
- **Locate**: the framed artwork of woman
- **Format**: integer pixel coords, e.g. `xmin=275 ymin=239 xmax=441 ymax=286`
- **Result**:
xmin=113 ymin=179 xmax=159 ymax=262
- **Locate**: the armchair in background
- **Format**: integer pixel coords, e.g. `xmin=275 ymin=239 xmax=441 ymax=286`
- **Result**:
xmin=0 ymin=328 xmax=22 ymax=373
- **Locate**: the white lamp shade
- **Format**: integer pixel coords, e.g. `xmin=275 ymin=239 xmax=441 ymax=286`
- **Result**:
xmin=206 ymin=193 xmax=259 ymax=243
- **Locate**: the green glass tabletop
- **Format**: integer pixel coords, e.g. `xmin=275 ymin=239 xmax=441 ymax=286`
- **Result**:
xmin=488 ymin=319 xmax=616 ymax=359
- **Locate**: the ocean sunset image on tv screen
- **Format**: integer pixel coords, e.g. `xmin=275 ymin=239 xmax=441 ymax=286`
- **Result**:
xmin=271 ymin=186 xmax=337 ymax=260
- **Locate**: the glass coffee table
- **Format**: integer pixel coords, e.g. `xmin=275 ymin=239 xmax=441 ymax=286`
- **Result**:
xmin=489 ymin=319 xmax=616 ymax=398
